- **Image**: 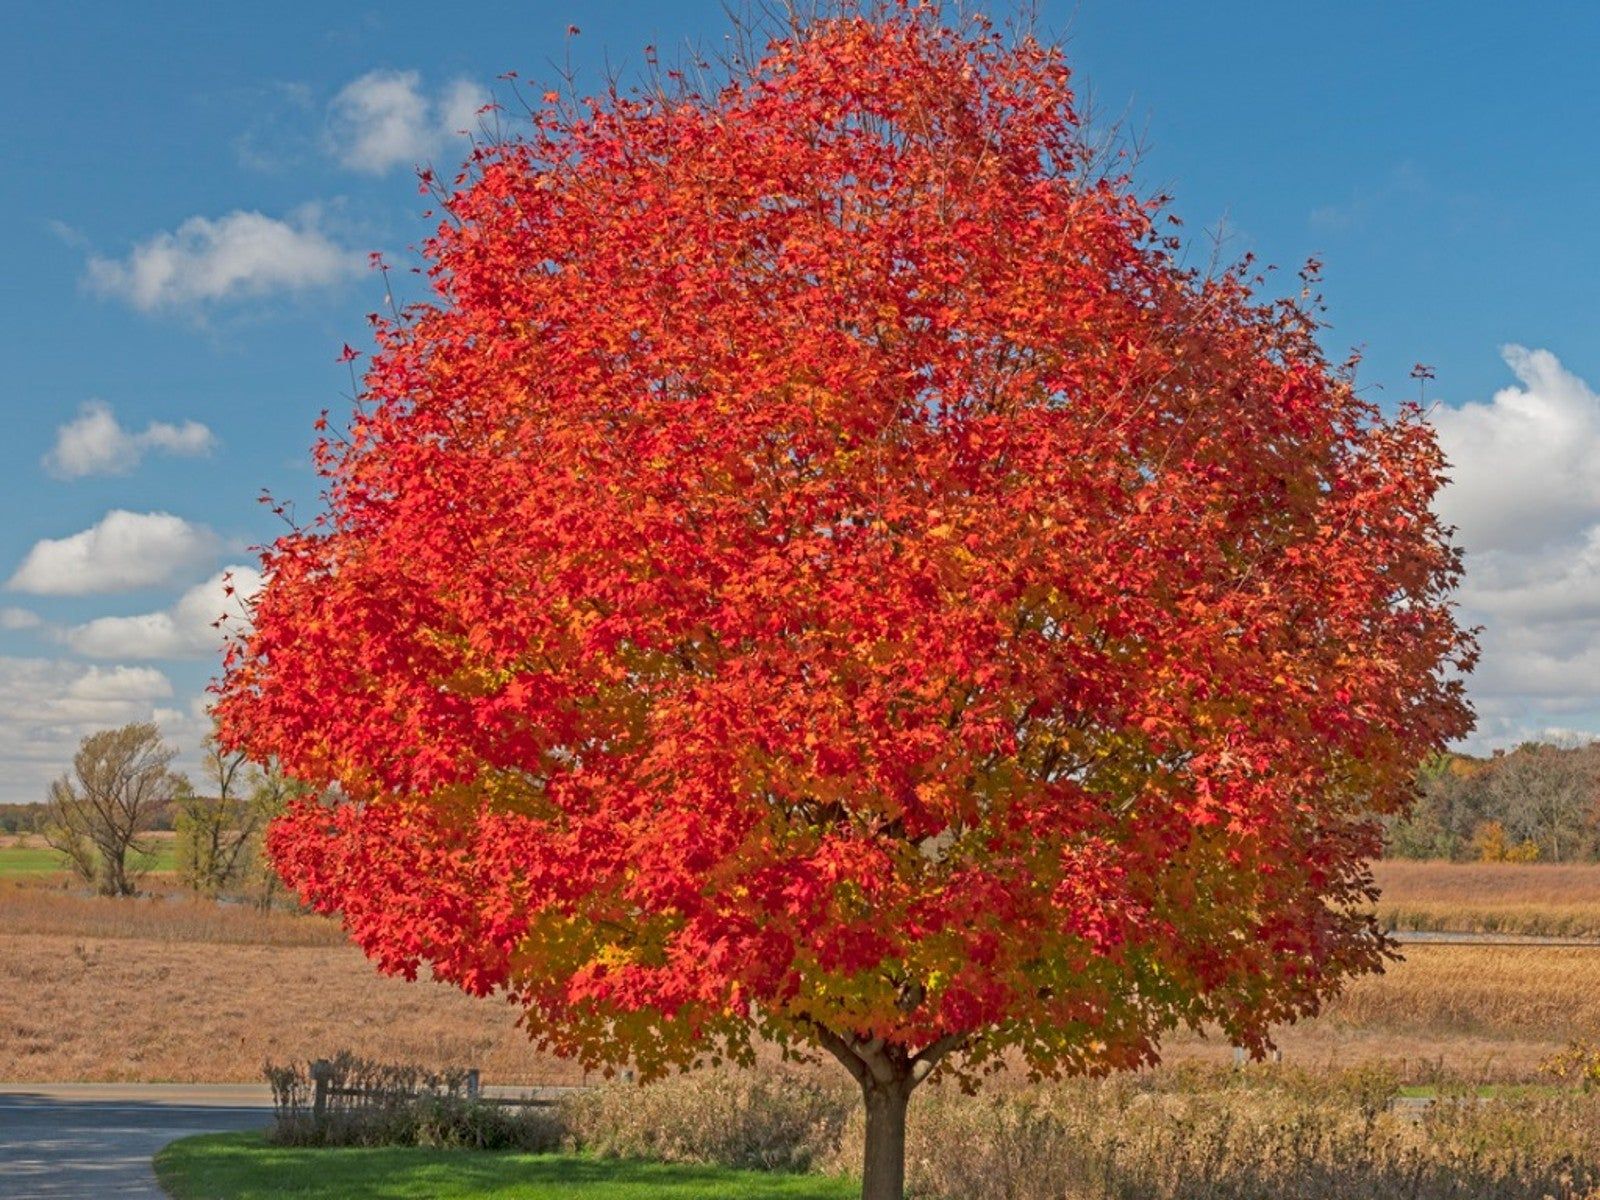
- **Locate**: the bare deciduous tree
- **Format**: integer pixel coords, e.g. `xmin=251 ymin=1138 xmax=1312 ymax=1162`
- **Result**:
xmin=241 ymin=759 xmax=299 ymax=908
xmin=43 ymin=723 xmax=186 ymax=897
xmin=176 ymin=730 xmax=296 ymax=899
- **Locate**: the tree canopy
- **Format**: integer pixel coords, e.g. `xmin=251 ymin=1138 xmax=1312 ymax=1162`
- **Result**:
xmin=216 ymin=6 xmax=1474 ymax=1195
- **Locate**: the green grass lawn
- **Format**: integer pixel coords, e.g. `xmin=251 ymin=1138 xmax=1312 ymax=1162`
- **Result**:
xmin=155 ymin=1133 xmax=857 ymax=1200
xmin=0 ymin=838 xmax=178 ymax=877
xmin=0 ymin=843 xmax=68 ymax=875
xmin=134 ymin=840 xmax=180 ymax=873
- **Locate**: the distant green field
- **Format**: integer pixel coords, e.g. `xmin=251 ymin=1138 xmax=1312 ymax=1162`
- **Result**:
xmin=0 ymin=844 xmax=67 ymax=875
xmin=0 ymin=837 xmax=179 ymax=878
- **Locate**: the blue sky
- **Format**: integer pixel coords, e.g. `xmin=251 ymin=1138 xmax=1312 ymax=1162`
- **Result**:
xmin=0 ymin=1 xmax=1594 ymax=801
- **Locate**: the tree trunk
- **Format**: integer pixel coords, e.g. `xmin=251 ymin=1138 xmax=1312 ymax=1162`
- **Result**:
xmin=808 ymin=1023 xmax=962 ymax=1200
xmin=860 ymin=1079 xmax=911 ymax=1200
xmin=105 ymin=842 xmax=135 ymax=897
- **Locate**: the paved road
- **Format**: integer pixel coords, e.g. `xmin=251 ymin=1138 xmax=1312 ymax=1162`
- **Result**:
xmin=0 ymin=1085 xmax=273 ymax=1199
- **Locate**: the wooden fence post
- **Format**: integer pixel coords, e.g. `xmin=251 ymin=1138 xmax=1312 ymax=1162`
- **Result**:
xmin=310 ymin=1059 xmax=332 ymax=1126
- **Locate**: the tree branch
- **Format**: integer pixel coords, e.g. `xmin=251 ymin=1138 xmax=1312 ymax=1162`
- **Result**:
xmin=909 ymin=1032 xmax=969 ymax=1084
xmin=797 ymin=1016 xmax=871 ymax=1089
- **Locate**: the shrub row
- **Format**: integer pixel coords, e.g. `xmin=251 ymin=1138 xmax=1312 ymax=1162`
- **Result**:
xmin=265 ymin=1052 xmax=561 ymax=1151
xmin=265 ymin=1055 xmax=1600 ymax=1199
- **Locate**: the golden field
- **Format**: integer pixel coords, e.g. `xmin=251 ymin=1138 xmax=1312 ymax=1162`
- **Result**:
xmin=1 ymin=860 xmax=1598 ymax=1084
xmin=1168 ymin=861 xmax=1600 ymax=1077
xmin=1371 ymin=859 xmax=1600 ymax=938
xmin=1158 ymin=943 xmax=1599 ymax=1079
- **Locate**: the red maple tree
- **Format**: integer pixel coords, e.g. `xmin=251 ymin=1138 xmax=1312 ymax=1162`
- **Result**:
xmin=216 ymin=7 xmax=1475 ymax=1196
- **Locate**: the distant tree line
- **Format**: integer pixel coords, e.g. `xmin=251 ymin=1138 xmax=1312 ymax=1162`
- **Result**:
xmin=28 ymin=720 xmax=300 ymax=900
xmin=0 ymin=801 xmax=43 ymax=834
xmin=15 ymin=727 xmax=1596 ymax=871
xmin=0 ymin=797 xmax=176 ymax=835
xmin=1388 ymin=740 xmax=1600 ymax=862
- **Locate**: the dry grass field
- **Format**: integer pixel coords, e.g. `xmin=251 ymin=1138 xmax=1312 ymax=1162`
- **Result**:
xmin=1166 ymin=862 xmax=1600 ymax=1078
xmin=0 ymin=878 xmax=581 ymax=1085
xmin=1171 ymin=947 xmax=1593 ymax=1081
xmin=1371 ymin=859 xmax=1600 ymax=937
xmin=1159 ymin=942 xmax=1600 ymax=1080
xmin=3 ymin=860 xmax=1599 ymax=1085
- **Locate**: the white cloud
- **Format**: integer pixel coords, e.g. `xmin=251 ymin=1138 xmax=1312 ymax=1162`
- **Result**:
xmin=437 ymin=79 xmax=488 ymax=139
xmin=0 ymin=608 xmax=40 ymax=631
xmin=151 ymin=694 xmax=215 ymax=759
xmin=328 ymin=70 xmax=430 ymax=173
xmin=1432 ymin=347 xmax=1600 ymax=750
xmin=65 ymin=566 xmax=262 ymax=660
xmin=0 ymin=657 xmax=181 ymax=804
xmin=1432 ymin=346 xmax=1600 ymax=554
xmin=7 ymin=511 xmax=222 ymax=596
xmin=44 ymin=401 xmax=216 ymax=479
xmin=68 ymin=665 xmax=173 ymax=702
xmin=326 ymin=69 xmax=487 ymax=174
xmin=86 ymin=208 xmax=364 ymax=312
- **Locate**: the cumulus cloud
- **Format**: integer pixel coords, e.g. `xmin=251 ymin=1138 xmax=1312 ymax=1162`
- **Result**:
xmin=150 ymin=694 xmax=215 ymax=760
xmin=0 ymin=657 xmax=180 ymax=804
xmin=326 ymin=69 xmax=488 ymax=173
xmin=0 ymin=608 xmax=40 ymax=631
xmin=68 ymin=665 xmax=173 ymax=702
xmin=44 ymin=401 xmax=216 ymax=479
xmin=1433 ymin=347 xmax=1600 ymax=554
xmin=86 ymin=207 xmax=364 ymax=312
xmin=7 ymin=511 xmax=221 ymax=596
xmin=1432 ymin=347 xmax=1600 ymax=750
xmin=65 ymin=566 xmax=262 ymax=660
xmin=438 ymin=80 xmax=488 ymax=137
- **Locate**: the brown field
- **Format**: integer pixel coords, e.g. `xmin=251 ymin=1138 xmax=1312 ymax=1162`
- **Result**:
xmin=0 ymin=877 xmax=343 ymax=946
xmin=1160 ymin=942 xmax=1600 ymax=1080
xmin=4 ymin=862 xmax=1600 ymax=1085
xmin=0 ymin=878 xmax=581 ymax=1085
xmin=1161 ymin=861 xmax=1600 ymax=1078
xmin=0 ymin=830 xmax=179 ymax=849
xmin=1371 ymin=859 xmax=1600 ymax=937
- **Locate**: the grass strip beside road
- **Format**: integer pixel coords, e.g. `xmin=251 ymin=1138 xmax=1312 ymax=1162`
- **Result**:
xmin=155 ymin=1133 xmax=856 ymax=1200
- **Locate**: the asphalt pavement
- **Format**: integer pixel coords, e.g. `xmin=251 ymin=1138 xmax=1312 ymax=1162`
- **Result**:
xmin=0 ymin=1085 xmax=273 ymax=1199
